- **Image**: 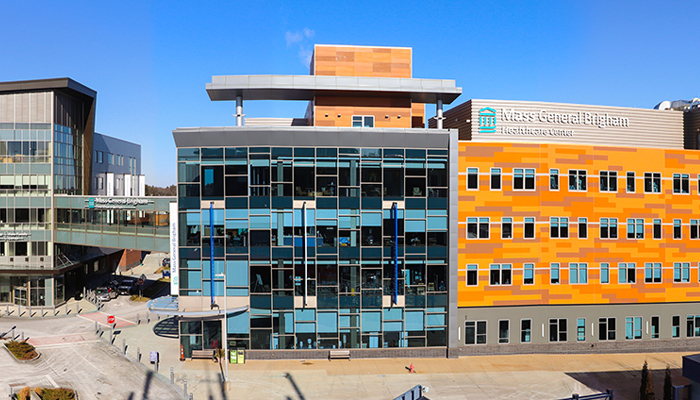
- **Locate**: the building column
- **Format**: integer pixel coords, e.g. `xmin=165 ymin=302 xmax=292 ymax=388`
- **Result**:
xmin=236 ymin=96 xmax=243 ymax=127
xmin=436 ymin=99 xmax=444 ymax=129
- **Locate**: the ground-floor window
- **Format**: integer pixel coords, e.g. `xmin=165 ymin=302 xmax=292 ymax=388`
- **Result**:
xmin=651 ymin=316 xmax=660 ymax=339
xmin=577 ymin=318 xmax=585 ymax=341
xmin=549 ymin=318 xmax=567 ymax=342
xmin=687 ymin=315 xmax=700 ymax=337
xmin=521 ymin=319 xmax=531 ymax=343
xmin=673 ymin=316 xmax=681 ymax=338
xmin=599 ymin=317 xmax=616 ymax=341
xmin=625 ymin=317 xmax=642 ymax=340
xmin=465 ymin=320 xmax=487 ymax=345
xmin=498 ymin=320 xmax=509 ymax=344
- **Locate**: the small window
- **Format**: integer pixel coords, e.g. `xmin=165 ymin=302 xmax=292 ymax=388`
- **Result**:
xmin=627 ymin=218 xmax=644 ymax=239
xmin=549 ymin=318 xmax=567 ymax=342
xmin=550 ymin=263 xmax=560 ymax=284
xmin=618 ymin=262 xmax=636 ymax=283
xmin=550 ymin=169 xmax=559 ymax=190
xmin=550 ymin=217 xmax=569 ymax=239
xmin=467 ymin=217 xmax=489 ymax=239
xmin=599 ymin=317 xmax=616 ymax=341
xmin=644 ymin=172 xmax=661 ymax=193
xmin=599 ymin=171 xmax=618 ymax=192
xmin=501 ymin=218 xmax=512 ymax=239
xmin=466 ymin=264 xmax=478 ymax=286
xmin=674 ymin=262 xmax=690 ymax=283
xmin=467 ymin=168 xmax=478 ymax=190
xmin=673 ymin=315 xmax=680 ymax=338
xmin=653 ymin=219 xmax=662 ymax=239
xmin=514 ymin=168 xmax=535 ymax=190
xmin=489 ymin=264 xmax=512 ymax=285
xmin=600 ymin=218 xmax=618 ymax=239
xmin=490 ymin=168 xmax=501 ymax=190
xmin=651 ymin=316 xmax=660 ymax=339
xmin=521 ymin=319 xmax=532 ymax=343
xmin=600 ymin=263 xmax=609 ymax=284
xmin=578 ymin=218 xmax=587 ymax=239
xmin=524 ymin=217 xmax=535 ymax=239
xmin=626 ymin=172 xmax=635 ymax=193
xmin=352 ymin=115 xmax=374 ymax=127
xmin=568 ymin=170 xmax=587 ymax=191
xmin=687 ymin=315 xmax=700 ymax=338
xmin=570 ymin=263 xmax=587 ymax=284
xmin=523 ymin=263 xmax=534 ymax=285
xmin=625 ymin=316 xmax=642 ymax=340
xmin=674 ymin=219 xmax=682 ymax=239
xmin=691 ymin=220 xmax=700 ymax=239
xmin=644 ymin=262 xmax=662 ymax=283
xmin=465 ymin=320 xmax=487 ymax=345
xmin=498 ymin=320 xmax=510 ymax=344
xmin=577 ymin=318 xmax=586 ymax=341
xmin=673 ymin=173 xmax=690 ymax=194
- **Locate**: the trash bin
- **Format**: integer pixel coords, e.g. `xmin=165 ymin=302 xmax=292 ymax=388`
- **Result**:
xmin=236 ymin=348 xmax=245 ymax=364
xmin=229 ymin=349 xmax=237 ymax=364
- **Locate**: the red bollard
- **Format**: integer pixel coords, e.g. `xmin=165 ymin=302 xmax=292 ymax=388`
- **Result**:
xmin=180 ymin=344 xmax=185 ymax=361
xmin=409 ymin=363 xmax=414 ymax=373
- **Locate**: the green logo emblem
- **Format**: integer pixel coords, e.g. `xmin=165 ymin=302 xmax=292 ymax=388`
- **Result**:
xmin=478 ymin=107 xmax=497 ymax=134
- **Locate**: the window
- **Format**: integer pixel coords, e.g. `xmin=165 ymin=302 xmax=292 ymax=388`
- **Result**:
xmin=501 ymin=218 xmax=512 ymax=239
xmin=578 ymin=218 xmax=587 ymax=239
xmin=466 ymin=264 xmax=478 ymax=286
xmin=467 ymin=217 xmax=489 ymax=239
xmin=570 ymin=263 xmax=587 ymax=284
xmin=550 ymin=217 xmax=569 ymax=238
xmin=618 ymin=262 xmax=636 ymax=283
xmin=692 ymin=220 xmax=700 ymax=239
xmin=523 ymin=263 xmax=534 ymax=285
xmin=490 ymin=168 xmax=501 ymax=190
xmin=599 ymin=171 xmax=617 ymax=192
xmin=467 ymin=168 xmax=478 ymax=190
xmin=651 ymin=316 xmax=660 ymax=339
xmin=465 ymin=320 xmax=487 ymax=344
xmin=577 ymin=318 xmax=586 ymax=341
xmin=352 ymin=115 xmax=374 ymax=127
xmin=674 ymin=262 xmax=690 ymax=283
xmin=513 ymin=168 xmax=535 ymax=190
xmin=644 ymin=172 xmax=661 ymax=193
xmin=521 ymin=319 xmax=532 ymax=343
xmin=627 ymin=218 xmax=644 ymax=239
xmin=600 ymin=218 xmax=618 ymax=239
xmin=498 ymin=320 xmax=509 ymax=344
xmin=673 ymin=316 xmax=680 ymax=338
xmin=626 ymin=172 xmax=635 ymax=193
xmin=549 ymin=318 xmax=567 ymax=342
xmin=550 ymin=263 xmax=560 ymax=284
xmin=653 ymin=219 xmax=662 ymax=239
xmin=550 ymin=169 xmax=559 ymax=190
xmin=673 ymin=173 xmax=689 ymax=194
xmin=625 ymin=317 xmax=642 ymax=340
xmin=674 ymin=219 xmax=682 ymax=239
xmin=489 ymin=264 xmax=512 ymax=285
xmin=600 ymin=263 xmax=610 ymax=284
xmin=644 ymin=262 xmax=662 ymax=283
xmin=568 ymin=169 xmax=586 ymax=191
xmin=687 ymin=316 xmax=700 ymax=337
xmin=524 ymin=217 xmax=535 ymax=239
xmin=599 ymin=317 xmax=616 ymax=341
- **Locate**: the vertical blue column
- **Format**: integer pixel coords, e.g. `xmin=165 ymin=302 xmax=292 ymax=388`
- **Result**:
xmin=210 ymin=202 xmax=215 ymax=309
xmin=392 ymin=202 xmax=398 ymax=305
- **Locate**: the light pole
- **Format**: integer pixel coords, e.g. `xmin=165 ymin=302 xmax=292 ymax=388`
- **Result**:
xmin=215 ymin=272 xmax=228 ymax=383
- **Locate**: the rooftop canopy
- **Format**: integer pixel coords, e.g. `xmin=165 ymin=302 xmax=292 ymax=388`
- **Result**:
xmin=206 ymin=75 xmax=462 ymax=104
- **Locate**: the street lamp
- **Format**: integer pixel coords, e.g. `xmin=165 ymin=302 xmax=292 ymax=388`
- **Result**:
xmin=214 ymin=272 xmax=228 ymax=383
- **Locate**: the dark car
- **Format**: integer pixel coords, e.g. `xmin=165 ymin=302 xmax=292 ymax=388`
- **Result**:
xmin=118 ymin=279 xmax=136 ymax=295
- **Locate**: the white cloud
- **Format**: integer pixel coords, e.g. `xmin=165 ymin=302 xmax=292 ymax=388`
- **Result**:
xmin=303 ymin=28 xmax=315 ymax=38
xmin=285 ymin=28 xmax=316 ymax=67
xmin=285 ymin=31 xmax=303 ymax=46
xmin=299 ymin=48 xmax=313 ymax=67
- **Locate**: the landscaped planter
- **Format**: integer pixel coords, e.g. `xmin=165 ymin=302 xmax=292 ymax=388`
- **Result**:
xmin=13 ymin=386 xmax=78 ymax=400
xmin=3 ymin=340 xmax=40 ymax=363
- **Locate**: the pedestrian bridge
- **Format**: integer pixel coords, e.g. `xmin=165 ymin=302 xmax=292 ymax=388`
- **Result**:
xmin=53 ymin=195 xmax=176 ymax=252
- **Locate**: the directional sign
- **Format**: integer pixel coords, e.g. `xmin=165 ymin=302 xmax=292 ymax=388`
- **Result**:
xmin=107 ymin=315 xmax=115 ymax=324
xmin=138 ymin=273 xmax=147 ymax=285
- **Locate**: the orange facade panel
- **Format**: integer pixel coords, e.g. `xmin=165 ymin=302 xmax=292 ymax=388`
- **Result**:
xmin=313 ymin=96 xmax=412 ymax=128
xmin=458 ymin=141 xmax=700 ymax=307
xmin=313 ymin=45 xmax=412 ymax=78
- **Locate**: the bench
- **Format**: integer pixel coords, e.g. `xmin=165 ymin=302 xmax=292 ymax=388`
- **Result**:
xmin=329 ymin=349 xmax=350 ymax=360
xmin=191 ymin=349 xmax=216 ymax=360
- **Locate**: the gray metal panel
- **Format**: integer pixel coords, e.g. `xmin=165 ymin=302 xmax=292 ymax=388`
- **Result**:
xmin=206 ymin=75 xmax=462 ymax=104
xmin=172 ymin=127 xmax=452 ymax=150
xmin=447 ymin=129 xmax=459 ymax=353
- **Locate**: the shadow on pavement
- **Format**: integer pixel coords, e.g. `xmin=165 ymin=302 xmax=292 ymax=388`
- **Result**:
xmin=566 ymin=368 xmax=688 ymax=398
xmin=285 ymin=372 xmax=306 ymax=400
xmin=153 ymin=316 xmax=179 ymax=338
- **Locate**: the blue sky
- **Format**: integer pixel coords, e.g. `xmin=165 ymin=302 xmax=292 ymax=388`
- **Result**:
xmin=2 ymin=1 xmax=698 ymax=186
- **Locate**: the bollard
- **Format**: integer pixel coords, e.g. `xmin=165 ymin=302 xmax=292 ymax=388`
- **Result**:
xmin=17 ymin=304 xmax=20 ymax=316
xmin=53 ymin=305 xmax=56 ymax=316
xmin=11 ymin=327 xmax=14 ymax=340
xmin=28 ymin=304 xmax=31 ymax=317
xmin=110 ymin=327 xmax=113 ymax=344
xmin=189 ymin=394 xmax=193 ymax=400
xmin=137 ymin=347 xmax=141 ymax=362
xmin=183 ymin=378 xmax=187 ymax=397
xmin=123 ymin=339 xmax=126 ymax=355
xmin=155 ymin=359 xmax=159 ymax=374
xmin=76 ymin=302 xmax=79 ymax=314
xmin=95 ymin=321 xmax=98 ymax=333
xmin=170 ymin=367 xmax=174 ymax=384
xmin=147 ymin=312 xmax=150 ymax=323
xmin=5 ymin=304 xmax=8 ymax=316
xmin=65 ymin=303 xmax=68 ymax=315
xmin=137 ymin=313 xmax=140 ymax=325
xmin=41 ymin=305 xmax=44 ymax=317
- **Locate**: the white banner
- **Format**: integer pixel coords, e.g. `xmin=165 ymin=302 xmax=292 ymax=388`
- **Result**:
xmin=169 ymin=202 xmax=179 ymax=296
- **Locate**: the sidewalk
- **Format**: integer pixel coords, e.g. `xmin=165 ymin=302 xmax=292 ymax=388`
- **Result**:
xmin=107 ymin=316 xmax=693 ymax=400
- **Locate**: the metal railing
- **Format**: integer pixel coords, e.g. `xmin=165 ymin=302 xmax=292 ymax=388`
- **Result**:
xmin=557 ymin=390 xmax=613 ymax=400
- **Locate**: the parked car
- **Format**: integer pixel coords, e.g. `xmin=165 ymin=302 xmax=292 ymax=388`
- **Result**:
xmin=162 ymin=258 xmax=170 ymax=267
xmin=96 ymin=287 xmax=110 ymax=302
xmin=118 ymin=279 xmax=136 ymax=295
